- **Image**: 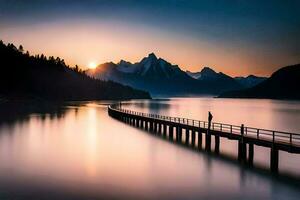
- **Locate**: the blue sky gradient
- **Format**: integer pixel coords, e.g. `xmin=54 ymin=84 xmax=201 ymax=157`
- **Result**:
xmin=1 ymin=0 xmax=299 ymax=76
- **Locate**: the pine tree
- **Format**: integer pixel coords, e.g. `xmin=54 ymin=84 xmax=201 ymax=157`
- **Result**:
xmin=18 ymin=45 xmax=24 ymax=53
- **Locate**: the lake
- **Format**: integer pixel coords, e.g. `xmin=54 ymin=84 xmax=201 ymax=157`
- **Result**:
xmin=0 ymin=98 xmax=300 ymax=199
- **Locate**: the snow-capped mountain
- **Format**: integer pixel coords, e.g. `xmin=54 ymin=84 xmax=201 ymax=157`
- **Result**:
xmin=86 ymin=53 xmax=245 ymax=96
xmin=114 ymin=53 xmax=185 ymax=78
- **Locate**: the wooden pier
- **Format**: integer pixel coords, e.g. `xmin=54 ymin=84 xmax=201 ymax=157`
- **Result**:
xmin=108 ymin=104 xmax=300 ymax=172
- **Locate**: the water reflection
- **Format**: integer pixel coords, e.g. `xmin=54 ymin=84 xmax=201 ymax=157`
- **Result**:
xmin=0 ymin=101 xmax=67 ymax=126
xmin=0 ymin=99 xmax=299 ymax=199
xmin=123 ymin=99 xmax=171 ymax=111
xmin=125 ymin=98 xmax=300 ymax=175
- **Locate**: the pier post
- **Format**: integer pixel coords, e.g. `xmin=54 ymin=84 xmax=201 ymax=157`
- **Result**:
xmin=140 ymin=120 xmax=143 ymax=128
xmin=150 ymin=121 xmax=154 ymax=132
xmin=145 ymin=121 xmax=149 ymax=131
xmin=163 ymin=124 xmax=167 ymax=137
xmin=205 ymin=131 xmax=211 ymax=152
xmin=158 ymin=123 xmax=162 ymax=134
xmin=248 ymin=143 xmax=254 ymax=166
xmin=238 ymin=124 xmax=247 ymax=162
xmin=191 ymin=130 xmax=196 ymax=146
xmin=198 ymin=132 xmax=202 ymax=149
xmin=238 ymin=140 xmax=247 ymax=162
xmin=169 ymin=126 xmax=174 ymax=140
xmin=177 ymin=127 xmax=182 ymax=142
xmin=215 ymin=135 xmax=220 ymax=154
xmin=179 ymin=128 xmax=182 ymax=142
xmin=154 ymin=122 xmax=157 ymax=133
xmin=186 ymin=129 xmax=190 ymax=145
xmin=270 ymin=147 xmax=279 ymax=172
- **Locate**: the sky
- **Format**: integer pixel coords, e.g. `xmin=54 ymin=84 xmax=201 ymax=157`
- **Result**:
xmin=0 ymin=0 xmax=299 ymax=76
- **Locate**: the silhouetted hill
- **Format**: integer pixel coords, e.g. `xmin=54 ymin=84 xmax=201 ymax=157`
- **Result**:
xmin=87 ymin=53 xmax=243 ymax=96
xmin=0 ymin=41 xmax=150 ymax=101
xmin=219 ymin=64 xmax=300 ymax=100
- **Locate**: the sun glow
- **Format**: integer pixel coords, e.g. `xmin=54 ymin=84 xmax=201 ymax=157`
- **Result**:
xmin=88 ymin=62 xmax=98 ymax=69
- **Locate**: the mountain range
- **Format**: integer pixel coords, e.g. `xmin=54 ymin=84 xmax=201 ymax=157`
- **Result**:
xmin=86 ymin=53 xmax=266 ymax=96
xmin=218 ymin=64 xmax=300 ymax=100
xmin=2 ymin=40 xmax=297 ymax=100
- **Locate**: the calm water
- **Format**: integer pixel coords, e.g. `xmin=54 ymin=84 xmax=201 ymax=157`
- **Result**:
xmin=0 ymin=98 xmax=300 ymax=200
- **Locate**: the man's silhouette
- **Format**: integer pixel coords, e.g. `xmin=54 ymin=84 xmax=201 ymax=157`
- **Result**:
xmin=206 ymin=111 xmax=213 ymax=152
xmin=208 ymin=111 xmax=213 ymax=129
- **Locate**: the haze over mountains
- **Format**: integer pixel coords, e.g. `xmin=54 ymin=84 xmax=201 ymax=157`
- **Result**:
xmin=1 ymin=40 xmax=298 ymax=101
xmin=87 ymin=53 xmax=266 ymax=96
xmin=186 ymin=68 xmax=266 ymax=89
xmin=234 ymin=75 xmax=267 ymax=89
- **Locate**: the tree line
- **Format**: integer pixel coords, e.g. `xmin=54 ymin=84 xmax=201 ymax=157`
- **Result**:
xmin=0 ymin=40 xmax=150 ymax=100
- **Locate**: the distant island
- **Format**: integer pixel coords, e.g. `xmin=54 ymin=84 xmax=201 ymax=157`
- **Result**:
xmin=0 ymin=41 xmax=151 ymax=101
xmin=86 ymin=53 xmax=266 ymax=96
xmin=218 ymin=64 xmax=300 ymax=100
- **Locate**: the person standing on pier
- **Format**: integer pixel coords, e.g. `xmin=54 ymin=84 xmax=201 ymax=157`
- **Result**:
xmin=208 ymin=111 xmax=213 ymax=129
xmin=205 ymin=111 xmax=214 ymax=151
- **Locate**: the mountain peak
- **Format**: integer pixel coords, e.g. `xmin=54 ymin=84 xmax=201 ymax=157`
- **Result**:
xmin=118 ymin=59 xmax=132 ymax=67
xmin=246 ymin=74 xmax=266 ymax=79
xmin=139 ymin=53 xmax=158 ymax=65
xmin=147 ymin=52 xmax=157 ymax=60
xmin=234 ymin=75 xmax=267 ymax=88
xmin=201 ymin=67 xmax=216 ymax=74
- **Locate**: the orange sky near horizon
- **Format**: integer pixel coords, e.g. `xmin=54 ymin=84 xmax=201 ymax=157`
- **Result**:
xmin=1 ymin=19 xmax=298 ymax=77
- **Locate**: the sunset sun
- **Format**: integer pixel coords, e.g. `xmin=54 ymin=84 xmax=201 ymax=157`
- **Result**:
xmin=88 ymin=62 xmax=97 ymax=69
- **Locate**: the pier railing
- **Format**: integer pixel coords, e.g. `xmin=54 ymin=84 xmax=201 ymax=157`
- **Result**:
xmin=110 ymin=105 xmax=300 ymax=147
